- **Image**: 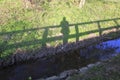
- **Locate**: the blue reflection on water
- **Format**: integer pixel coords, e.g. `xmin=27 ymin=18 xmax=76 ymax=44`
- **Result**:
xmin=98 ymin=38 xmax=120 ymax=60
xmin=80 ymin=38 xmax=120 ymax=61
xmin=100 ymin=38 xmax=120 ymax=53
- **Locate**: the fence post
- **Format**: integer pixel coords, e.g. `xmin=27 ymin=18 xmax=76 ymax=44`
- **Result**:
xmin=75 ymin=24 xmax=79 ymax=42
xmin=42 ymin=28 xmax=48 ymax=47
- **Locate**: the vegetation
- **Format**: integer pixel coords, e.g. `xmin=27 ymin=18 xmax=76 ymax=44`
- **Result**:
xmin=67 ymin=54 xmax=120 ymax=80
xmin=0 ymin=0 xmax=120 ymax=57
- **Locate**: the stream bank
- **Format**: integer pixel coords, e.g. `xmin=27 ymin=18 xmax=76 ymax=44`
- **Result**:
xmin=0 ymin=36 xmax=120 ymax=80
xmin=0 ymin=31 xmax=120 ymax=68
xmin=65 ymin=54 xmax=120 ymax=80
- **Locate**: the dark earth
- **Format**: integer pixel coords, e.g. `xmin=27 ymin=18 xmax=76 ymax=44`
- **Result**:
xmin=0 ymin=38 xmax=120 ymax=80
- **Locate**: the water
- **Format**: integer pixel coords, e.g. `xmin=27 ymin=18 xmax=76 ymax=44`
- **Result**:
xmin=0 ymin=38 xmax=120 ymax=80
xmin=80 ymin=39 xmax=120 ymax=61
xmin=94 ymin=38 xmax=120 ymax=60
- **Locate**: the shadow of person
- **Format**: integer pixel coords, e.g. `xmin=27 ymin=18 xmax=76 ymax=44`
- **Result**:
xmin=60 ymin=17 xmax=70 ymax=44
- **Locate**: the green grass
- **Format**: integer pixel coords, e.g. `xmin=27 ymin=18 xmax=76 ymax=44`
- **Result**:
xmin=0 ymin=0 xmax=120 ymax=57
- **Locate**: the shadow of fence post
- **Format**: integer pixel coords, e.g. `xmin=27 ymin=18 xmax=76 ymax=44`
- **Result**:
xmin=97 ymin=21 xmax=102 ymax=37
xmin=75 ymin=24 xmax=79 ymax=42
xmin=42 ymin=28 xmax=48 ymax=47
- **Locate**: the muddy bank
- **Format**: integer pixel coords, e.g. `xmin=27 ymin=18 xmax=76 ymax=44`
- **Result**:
xmin=0 ymin=51 xmax=96 ymax=80
xmin=0 ymin=36 xmax=107 ymax=68
xmin=0 ymin=35 xmax=120 ymax=80
xmin=0 ymin=30 xmax=120 ymax=68
xmin=66 ymin=54 xmax=120 ymax=80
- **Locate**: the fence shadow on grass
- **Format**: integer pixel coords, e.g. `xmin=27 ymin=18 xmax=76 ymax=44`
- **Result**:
xmin=0 ymin=18 xmax=120 ymax=55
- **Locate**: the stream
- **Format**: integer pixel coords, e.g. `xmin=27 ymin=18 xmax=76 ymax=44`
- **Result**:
xmin=0 ymin=38 xmax=120 ymax=80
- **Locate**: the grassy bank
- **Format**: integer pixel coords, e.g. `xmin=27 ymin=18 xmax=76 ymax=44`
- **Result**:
xmin=67 ymin=54 xmax=120 ymax=80
xmin=0 ymin=0 xmax=120 ymax=27
xmin=0 ymin=0 xmax=120 ymax=57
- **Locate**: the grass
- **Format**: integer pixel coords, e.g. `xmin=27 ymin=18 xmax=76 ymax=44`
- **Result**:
xmin=0 ymin=0 xmax=120 ymax=27
xmin=0 ymin=0 xmax=120 ymax=57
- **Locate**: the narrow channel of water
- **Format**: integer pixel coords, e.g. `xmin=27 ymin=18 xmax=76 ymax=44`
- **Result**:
xmin=80 ymin=38 xmax=120 ymax=61
xmin=0 ymin=38 xmax=120 ymax=80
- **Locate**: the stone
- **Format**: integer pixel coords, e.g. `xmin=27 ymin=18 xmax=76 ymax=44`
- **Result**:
xmin=45 ymin=76 xmax=60 ymax=80
xmin=67 ymin=69 xmax=78 ymax=76
xmin=87 ymin=64 xmax=95 ymax=68
xmin=79 ymin=67 xmax=88 ymax=74
xmin=59 ymin=71 xmax=68 ymax=79
xmin=95 ymin=62 xmax=101 ymax=66
xmin=59 ymin=69 xmax=78 ymax=79
xmin=65 ymin=76 xmax=71 ymax=80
